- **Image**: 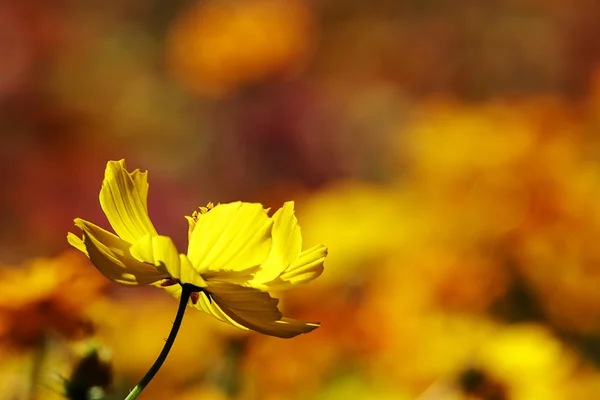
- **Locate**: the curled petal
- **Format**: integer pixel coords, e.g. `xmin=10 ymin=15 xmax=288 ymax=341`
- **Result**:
xmin=67 ymin=232 xmax=88 ymax=256
xmin=252 ymin=201 xmax=302 ymax=284
xmin=259 ymin=244 xmax=327 ymax=291
xmin=99 ymin=160 xmax=158 ymax=243
xmin=72 ymin=219 xmax=168 ymax=286
xmin=187 ymin=202 xmax=273 ymax=274
xmin=184 ymin=215 xmax=196 ymax=243
xmin=207 ymin=282 xmax=319 ymax=338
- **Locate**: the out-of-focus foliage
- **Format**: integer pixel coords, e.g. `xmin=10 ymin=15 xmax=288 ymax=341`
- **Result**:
xmin=4 ymin=0 xmax=600 ymax=399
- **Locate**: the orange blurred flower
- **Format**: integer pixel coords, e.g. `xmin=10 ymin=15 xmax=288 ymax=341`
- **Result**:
xmin=513 ymin=143 xmax=600 ymax=333
xmin=166 ymin=0 xmax=316 ymax=97
xmin=0 ymin=251 xmax=108 ymax=350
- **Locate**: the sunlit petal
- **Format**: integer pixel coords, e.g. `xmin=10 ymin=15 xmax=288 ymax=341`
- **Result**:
xmin=257 ymin=245 xmax=326 ymax=291
xmin=185 ymin=215 xmax=196 ymax=242
xmin=187 ymin=202 xmax=273 ymax=273
xmin=201 ymin=266 xmax=261 ymax=286
xmin=73 ymin=219 xmax=168 ymax=286
xmin=67 ymin=232 xmax=88 ymax=256
xmin=191 ymin=290 xmax=241 ymax=325
xmin=208 ymin=282 xmax=319 ymax=338
xmin=252 ymin=201 xmax=302 ymax=284
xmin=99 ymin=160 xmax=158 ymax=243
xmin=279 ymin=244 xmax=327 ymax=285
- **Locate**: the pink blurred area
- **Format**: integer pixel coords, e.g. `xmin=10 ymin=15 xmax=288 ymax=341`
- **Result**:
xmin=4 ymin=0 xmax=600 ymax=399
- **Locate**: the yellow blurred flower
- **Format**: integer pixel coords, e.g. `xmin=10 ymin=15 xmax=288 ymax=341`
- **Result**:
xmin=242 ymin=309 xmax=344 ymax=399
xmin=359 ymin=251 xmax=583 ymax=398
xmin=452 ymin=324 xmax=581 ymax=400
xmin=299 ymin=179 xmax=511 ymax=313
xmin=166 ymin=0 xmax=315 ymax=96
xmin=398 ymin=100 xmax=537 ymax=243
xmin=371 ymin=309 xmax=583 ymax=399
xmin=86 ymin=295 xmax=225 ymax=389
xmin=0 ymin=351 xmax=32 ymax=399
xmin=174 ymin=386 xmax=229 ymax=400
xmin=0 ymin=251 xmax=107 ymax=350
xmin=68 ymin=160 xmax=327 ymax=338
xmin=297 ymin=181 xmax=402 ymax=285
xmin=402 ymin=101 xmax=533 ymax=181
xmin=315 ymin=372 xmax=411 ymax=400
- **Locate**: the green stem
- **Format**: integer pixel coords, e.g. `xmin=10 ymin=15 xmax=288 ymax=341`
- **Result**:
xmin=125 ymin=285 xmax=193 ymax=400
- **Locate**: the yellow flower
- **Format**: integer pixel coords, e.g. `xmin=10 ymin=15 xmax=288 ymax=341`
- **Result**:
xmin=68 ymin=160 xmax=326 ymax=338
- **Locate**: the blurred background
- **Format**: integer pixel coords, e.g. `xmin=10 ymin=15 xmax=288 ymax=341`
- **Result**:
xmin=3 ymin=0 xmax=600 ymax=399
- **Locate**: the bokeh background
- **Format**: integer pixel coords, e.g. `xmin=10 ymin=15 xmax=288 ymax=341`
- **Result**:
xmin=3 ymin=0 xmax=600 ymax=399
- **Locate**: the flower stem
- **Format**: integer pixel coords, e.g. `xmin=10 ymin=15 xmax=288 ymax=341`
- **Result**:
xmin=124 ymin=285 xmax=193 ymax=400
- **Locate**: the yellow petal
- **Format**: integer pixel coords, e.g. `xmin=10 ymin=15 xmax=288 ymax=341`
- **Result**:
xmin=190 ymin=282 xmax=282 ymax=330
xmin=185 ymin=215 xmax=196 ymax=242
xmin=130 ymin=236 xmax=206 ymax=288
xmin=161 ymin=280 xmax=318 ymax=337
xmin=207 ymin=282 xmax=319 ymax=338
xmin=178 ymin=254 xmax=204 ymax=288
xmin=187 ymin=202 xmax=273 ymax=274
xmin=185 ymin=203 xmax=217 ymax=241
xmin=67 ymin=232 xmax=88 ymax=256
xmin=191 ymin=290 xmax=238 ymax=325
xmin=251 ymin=201 xmax=302 ymax=284
xmin=260 ymin=244 xmax=327 ymax=291
xmin=74 ymin=218 xmax=168 ymax=286
xmin=201 ymin=265 xmax=261 ymax=286
xmin=159 ymin=283 xmax=182 ymax=298
xmin=99 ymin=160 xmax=158 ymax=243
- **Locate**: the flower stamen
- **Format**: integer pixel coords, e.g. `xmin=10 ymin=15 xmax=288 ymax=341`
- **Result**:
xmin=190 ymin=202 xmax=216 ymax=222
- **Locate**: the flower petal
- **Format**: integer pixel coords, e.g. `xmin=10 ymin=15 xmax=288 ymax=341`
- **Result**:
xmin=67 ymin=232 xmax=88 ymax=256
xmin=207 ymin=282 xmax=319 ymax=338
xmin=73 ymin=218 xmax=168 ymax=286
xmin=130 ymin=236 xmax=206 ymax=288
xmin=191 ymin=290 xmax=237 ymax=324
xmin=160 ymin=279 xmax=318 ymax=337
xmin=187 ymin=202 xmax=273 ymax=274
xmin=251 ymin=201 xmax=302 ymax=284
xmin=260 ymin=244 xmax=327 ymax=291
xmin=99 ymin=160 xmax=158 ymax=243
xmin=201 ymin=266 xmax=261 ymax=286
